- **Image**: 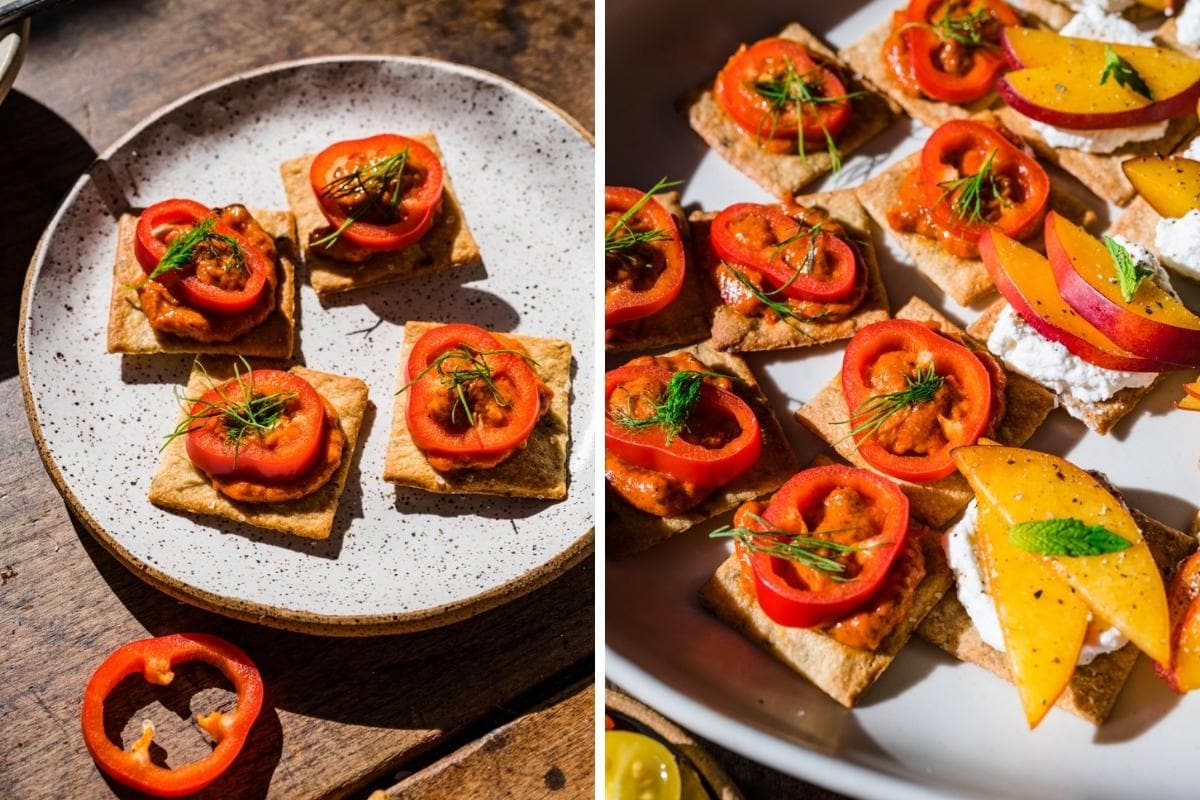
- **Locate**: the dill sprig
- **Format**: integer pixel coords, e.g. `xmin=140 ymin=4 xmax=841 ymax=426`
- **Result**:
xmin=768 ymin=220 xmax=824 ymax=275
xmin=935 ymin=8 xmax=994 ymax=48
xmin=610 ymin=369 xmax=732 ymax=444
xmin=605 ymin=176 xmax=683 ymax=264
xmin=710 ymin=512 xmax=871 ymax=581
xmin=163 ymin=358 xmax=297 ymax=465
xmin=398 ymin=344 xmax=537 ymax=428
xmin=313 ymin=148 xmax=410 ymax=249
xmin=936 ymin=148 xmax=1010 ymax=224
xmin=752 ymin=58 xmax=866 ymax=172
xmin=837 ymin=363 xmax=945 ymax=447
xmin=136 ymin=217 xmax=246 ymax=287
xmin=720 ymin=260 xmax=828 ymax=337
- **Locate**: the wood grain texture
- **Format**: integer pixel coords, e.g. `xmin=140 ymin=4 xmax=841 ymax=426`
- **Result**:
xmin=1 ymin=1 xmax=594 ymax=798
xmin=383 ymin=683 xmax=593 ymax=799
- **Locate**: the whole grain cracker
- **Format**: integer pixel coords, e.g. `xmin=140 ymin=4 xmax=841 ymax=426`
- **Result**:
xmin=681 ymin=23 xmax=894 ymax=197
xmin=383 ymin=322 xmax=571 ymax=500
xmin=794 ymin=297 xmax=1056 ymax=528
xmin=279 ymin=132 xmax=481 ymax=297
xmin=968 ymin=298 xmax=1162 ymax=435
xmin=693 ymin=188 xmax=890 ymax=353
xmin=106 ymin=209 xmax=297 ymax=357
xmin=607 ymin=343 xmax=800 ymax=558
xmin=148 ymin=361 xmax=369 ymax=540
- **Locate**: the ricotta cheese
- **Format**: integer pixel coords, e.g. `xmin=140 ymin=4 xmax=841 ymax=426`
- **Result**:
xmin=1180 ymin=138 xmax=1200 ymax=161
xmin=986 ymin=305 xmax=1157 ymax=406
xmin=1115 ymin=234 xmax=1180 ymax=298
xmin=1155 ymin=211 xmax=1200 ymax=280
xmin=1027 ymin=119 xmax=1169 ymax=154
xmin=943 ymin=500 xmax=1128 ymax=666
xmin=1061 ymin=6 xmax=1154 ymax=45
xmin=1066 ymin=0 xmax=1136 ymax=12
xmin=1178 ymin=0 xmax=1200 ymax=49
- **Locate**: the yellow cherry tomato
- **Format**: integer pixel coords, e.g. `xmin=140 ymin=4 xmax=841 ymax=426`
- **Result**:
xmin=605 ymin=730 xmax=682 ymax=800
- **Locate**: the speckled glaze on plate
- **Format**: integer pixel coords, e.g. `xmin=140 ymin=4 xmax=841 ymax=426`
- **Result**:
xmin=19 ymin=56 xmax=594 ymax=635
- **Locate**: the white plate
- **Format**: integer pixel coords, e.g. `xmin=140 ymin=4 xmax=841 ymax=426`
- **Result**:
xmin=20 ymin=56 xmax=594 ymax=634
xmin=606 ymin=2 xmax=1200 ymax=798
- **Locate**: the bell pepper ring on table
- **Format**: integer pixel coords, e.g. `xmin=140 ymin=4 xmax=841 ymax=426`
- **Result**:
xmin=80 ymin=633 xmax=264 ymax=798
xmin=738 ymin=465 xmax=911 ymax=628
xmin=309 ymin=133 xmax=444 ymax=252
xmin=604 ymin=362 xmax=763 ymax=489
xmin=134 ymin=198 xmax=272 ymax=316
xmin=604 ymin=185 xmax=687 ymax=327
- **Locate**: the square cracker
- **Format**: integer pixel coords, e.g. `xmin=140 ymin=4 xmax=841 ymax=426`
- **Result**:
xmin=106 ymin=209 xmax=297 ymax=357
xmin=995 ymin=107 xmax=1198 ymax=207
xmin=607 ymin=343 xmax=800 ymax=558
xmin=692 ymin=188 xmax=891 ymax=353
xmin=918 ymin=507 xmax=1197 ymax=725
xmin=856 ymin=148 xmax=1098 ymax=305
xmin=699 ymin=520 xmax=953 ymax=708
xmin=607 ymin=192 xmax=713 ymax=354
xmin=382 ymin=323 xmax=571 ymax=500
xmin=279 ymin=132 xmax=481 ymax=297
xmin=794 ymin=297 xmax=1056 ymax=528
xmin=968 ymin=298 xmax=1162 ymax=435
xmin=1156 ymin=17 xmax=1200 ymax=57
xmin=681 ymin=23 xmax=895 ymax=198
xmin=148 ymin=361 xmax=369 ymax=540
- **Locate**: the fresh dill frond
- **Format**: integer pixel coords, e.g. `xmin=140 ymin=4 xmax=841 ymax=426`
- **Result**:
xmin=836 ymin=363 xmax=945 ymax=447
xmin=604 ymin=176 xmax=683 ymax=263
xmin=936 ymin=148 xmax=1010 ymax=224
xmin=313 ymin=148 xmax=411 ymax=249
xmin=397 ymin=344 xmax=537 ymax=427
xmin=610 ymin=369 xmax=733 ymax=444
xmin=751 ymin=58 xmax=866 ymax=171
xmin=136 ymin=217 xmax=246 ymax=287
xmin=720 ymin=260 xmax=828 ymax=337
xmin=710 ymin=512 xmax=871 ymax=580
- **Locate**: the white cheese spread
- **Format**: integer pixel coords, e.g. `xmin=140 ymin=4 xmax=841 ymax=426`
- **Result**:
xmin=1155 ymin=211 xmax=1200 ymax=280
xmin=1066 ymin=0 xmax=1136 ymax=12
xmin=1061 ymin=7 xmax=1154 ymax=45
xmin=1027 ymin=119 xmax=1169 ymax=154
xmin=1115 ymin=235 xmax=1180 ymax=298
xmin=986 ymin=305 xmax=1157 ymax=406
xmin=1178 ymin=0 xmax=1200 ymax=48
xmin=1180 ymin=138 xmax=1200 ymax=161
xmin=944 ymin=500 xmax=1128 ymax=666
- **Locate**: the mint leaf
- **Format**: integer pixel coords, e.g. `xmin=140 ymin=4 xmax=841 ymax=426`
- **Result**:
xmin=1099 ymin=45 xmax=1153 ymax=101
xmin=1103 ymin=235 xmax=1154 ymax=303
xmin=1009 ymin=518 xmax=1132 ymax=557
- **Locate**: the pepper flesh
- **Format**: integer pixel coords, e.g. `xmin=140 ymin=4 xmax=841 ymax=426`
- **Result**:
xmin=81 ymin=633 xmax=264 ymax=798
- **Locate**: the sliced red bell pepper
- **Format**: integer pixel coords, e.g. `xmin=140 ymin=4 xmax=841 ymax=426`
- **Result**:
xmin=81 ymin=633 xmax=264 ymax=798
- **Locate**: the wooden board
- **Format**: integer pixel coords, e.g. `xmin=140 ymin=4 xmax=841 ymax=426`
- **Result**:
xmin=0 ymin=1 xmax=595 ymax=798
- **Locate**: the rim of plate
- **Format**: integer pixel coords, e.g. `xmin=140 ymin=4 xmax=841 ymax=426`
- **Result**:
xmin=18 ymin=54 xmax=595 ymax=636
xmin=608 ymin=652 xmax=979 ymax=800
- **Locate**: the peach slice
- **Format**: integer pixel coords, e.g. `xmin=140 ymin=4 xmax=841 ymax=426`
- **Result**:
xmin=979 ymin=230 xmax=1172 ymax=372
xmin=1122 ymin=156 xmax=1200 ymax=219
xmin=974 ymin=498 xmax=1089 ymax=728
xmin=999 ymin=28 xmax=1200 ymax=129
xmin=1045 ymin=212 xmax=1200 ymax=367
xmin=1157 ymin=551 xmax=1200 ymax=692
xmin=953 ymin=444 xmax=1172 ymax=665
xmin=1178 ymin=379 xmax=1200 ymax=410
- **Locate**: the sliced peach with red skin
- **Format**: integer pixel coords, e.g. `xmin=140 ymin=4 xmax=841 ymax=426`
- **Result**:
xmin=1123 ymin=156 xmax=1200 ymax=219
xmin=1155 ymin=551 xmax=1200 ymax=692
xmin=1045 ymin=212 xmax=1200 ymax=368
xmin=1177 ymin=393 xmax=1200 ymax=411
xmin=999 ymin=28 xmax=1200 ymax=129
xmin=979 ymin=230 xmax=1172 ymax=372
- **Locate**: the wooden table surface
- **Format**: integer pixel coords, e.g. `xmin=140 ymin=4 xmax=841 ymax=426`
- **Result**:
xmin=0 ymin=1 xmax=593 ymax=798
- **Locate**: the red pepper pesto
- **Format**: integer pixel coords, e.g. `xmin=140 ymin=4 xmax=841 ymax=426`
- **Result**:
xmin=405 ymin=326 xmax=553 ymax=473
xmin=139 ymin=205 xmax=278 ymax=342
xmin=606 ymin=353 xmax=751 ymax=517
xmin=709 ymin=205 xmax=868 ymax=323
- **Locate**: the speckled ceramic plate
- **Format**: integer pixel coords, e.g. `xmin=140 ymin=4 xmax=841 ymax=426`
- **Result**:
xmin=19 ymin=56 xmax=594 ymax=634
xmin=609 ymin=1 xmax=1200 ymax=799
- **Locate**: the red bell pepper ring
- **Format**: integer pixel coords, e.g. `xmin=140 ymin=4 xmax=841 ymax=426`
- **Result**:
xmin=841 ymin=319 xmax=995 ymax=483
xmin=741 ymin=465 xmax=911 ymax=628
xmin=710 ymin=202 xmax=859 ymax=303
xmin=405 ymin=323 xmax=543 ymax=467
xmin=134 ymin=199 xmax=272 ymax=316
xmin=81 ymin=633 xmax=264 ymax=798
xmin=309 ymin=133 xmax=444 ymax=252
xmin=903 ymin=0 xmax=1019 ymax=104
xmin=714 ymin=37 xmax=852 ymax=144
xmin=919 ymin=119 xmax=1049 ymax=247
xmin=605 ymin=363 xmax=762 ymax=487
xmin=604 ymin=185 xmax=687 ymax=327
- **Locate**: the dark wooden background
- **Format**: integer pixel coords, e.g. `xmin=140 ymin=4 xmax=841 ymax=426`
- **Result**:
xmin=0 ymin=2 xmax=594 ymax=798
